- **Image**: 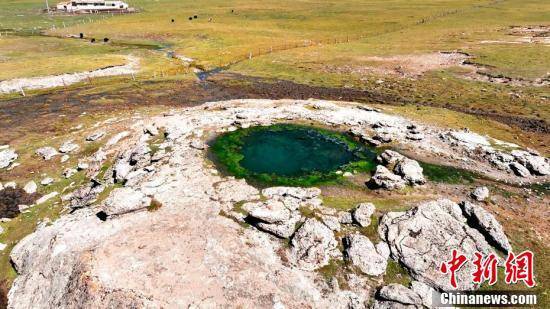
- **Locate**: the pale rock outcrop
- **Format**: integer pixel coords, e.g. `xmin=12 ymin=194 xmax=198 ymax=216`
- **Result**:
xmin=77 ymin=162 xmax=89 ymax=171
xmin=36 ymin=147 xmax=58 ymax=160
xmin=470 ymin=186 xmax=489 ymax=201
xmin=394 ymin=158 xmax=425 ymax=185
xmin=509 ymin=162 xmax=531 ymax=177
xmin=352 ymin=203 xmax=375 ymax=227
xmin=460 ymin=201 xmax=512 ymax=252
xmin=379 ymin=199 xmax=494 ymax=290
xmin=23 ymin=181 xmax=37 ymax=194
xmin=214 ymin=179 xmax=260 ymax=204
xmin=262 ymin=187 xmax=323 ymax=210
xmin=410 ymin=281 xmax=440 ymax=308
xmin=338 ymin=211 xmax=354 ymax=224
xmin=511 ymin=150 xmax=550 ymax=175
xmin=369 ymin=166 xmax=406 ymax=190
xmin=344 ymin=234 xmax=387 ymax=276
xmin=242 ymin=200 xmax=301 ymax=238
xmin=4 ymin=182 xmax=16 ymax=189
xmin=86 ymin=131 xmax=106 ymax=142
xmin=63 ymin=168 xmax=78 ymax=178
xmin=0 ymin=149 xmax=18 ymax=169
xmin=377 ymin=150 xmax=404 ymax=166
xmin=60 ymin=154 xmax=70 ymax=163
xmin=290 ymin=219 xmax=338 ymax=271
xmin=101 ymin=188 xmax=151 ymax=216
xmin=59 ymin=140 xmax=79 ymax=153
xmin=41 ymin=178 xmax=54 ymax=186
xmin=378 ymin=284 xmax=422 ymax=306
xmin=106 ymin=131 xmax=130 ymax=146
xmin=144 ymin=124 xmax=159 ymax=136
xmin=35 ymin=191 xmax=58 ymax=205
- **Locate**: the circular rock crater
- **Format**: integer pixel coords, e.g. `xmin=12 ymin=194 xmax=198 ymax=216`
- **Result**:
xmin=210 ymin=123 xmax=377 ymax=186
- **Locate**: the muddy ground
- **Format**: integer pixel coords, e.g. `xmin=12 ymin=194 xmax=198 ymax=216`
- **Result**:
xmin=1 ymin=73 xmax=548 ymax=146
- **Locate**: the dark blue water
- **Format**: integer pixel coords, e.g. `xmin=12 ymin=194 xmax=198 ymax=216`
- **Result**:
xmin=239 ymin=128 xmax=356 ymax=176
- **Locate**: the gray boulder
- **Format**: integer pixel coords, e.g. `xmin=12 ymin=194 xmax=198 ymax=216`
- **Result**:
xmin=86 ymin=131 xmax=106 ymax=142
xmin=243 ymin=200 xmax=290 ymax=224
xmin=377 ymin=150 xmax=404 ymax=166
xmin=352 ymin=203 xmax=375 ymax=227
xmin=23 ymin=181 xmax=37 ymax=194
xmin=460 ymin=201 xmax=512 ymax=253
xmin=369 ymin=166 xmax=406 ymax=190
xmin=379 ymin=199 xmax=494 ymax=291
xmin=470 ymin=186 xmax=489 ymax=201
xmin=290 ymin=219 xmax=338 ymax=270
xmin=0 ymin=149 xmax=18 ymax=169
xmin=344 ymin=234 xmax=387 ymax=276
xmin=102 ymin=188 xmax=151 ymax=216
xmin=394 ymin=159 xmax=425 ymax=185
xmin=36 ymin=147 xmax=58 ymax=160
xmin=59 ymin=141 xmax=79 ymax=153
xmin=509 ymin=162 xmax=530 ymax=177
xmin=378 ymin=284 xmax=422 ymax=305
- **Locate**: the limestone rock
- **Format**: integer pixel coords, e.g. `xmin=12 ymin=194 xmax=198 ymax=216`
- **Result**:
xmin=378 ymin=284 xmax=422 ymax=306
xmin=470 ymin=186 xmax=489 ymax=201
xmin=23 ymin=181 xmax=37 ymax=194
xmin=256 ymin=212 xmax=301 ymax=239
xmin=352 ymin=203 xmax=375 ymax=227
xmin=144 ymin=124 xmax=159 ymax=136
xmin=243 ymin=200 xmax=291 ymax=224
xmin=106 ymin=131 xmax=130 ymax=146
xmin=0 ymin=149 xmax=18 ymax=169
xmin=321 ymin=215 xmax=341 ymax=232
xmin=338 ymin=211 xmax=354 ymax=224
xmin=214 ymin=179 xmax=260 ymax=204
xmin=344 ymin=234 xmax=387 ymax=276
xmin=63 ymin=168 xmax=77 ymax=178
xmin=377 ymin=150 xmax=404 ymax=166
xmin=369 ymin=166 xmax=406 ymax=190
xmin=512 ymin=151 xmax=550 ymax=176
xmin=101 ymin=188 xmax=151 ymax=216
xmin=379 ymin=199 xmax=494 ymax=290
xmin=290 ymin=219 xmax=338 ymax=270
xmin=460 ymin=201 xmax=512 ymax=252
xmin=394 ymin=158 xmax=425 ymax=185
xmin=68 ymin=182 xmax=105 ymax=210
xmin=59 ymin=140 xmax=79 ymax=153
xmin=509 ymin=162 xmax=530 ymax=177
xmin=40 ymin=178 xmax=54 ymax=186
xmin=35 ymin=192 xmax=58 ymax=205
xmin=262 ymin=187 xmax=322 ymax=210
xmin=4 ymin=182 xmax=16 ymax=189
xmin=410 ymin=281 xmax=440 ymax=308
xmin=77 ymin=162 xmax=89 ymax=171
xmin=60 ymin=154 xmax=70 ymax=163
xmin=36 ymin=147 xmax=58 ymax=160
xmin=86 ymin=131 xmax=106 ymax=141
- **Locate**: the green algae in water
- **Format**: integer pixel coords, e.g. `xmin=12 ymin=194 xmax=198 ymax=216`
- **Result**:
xmin=211 ymin=124 xmax=377 ymax=186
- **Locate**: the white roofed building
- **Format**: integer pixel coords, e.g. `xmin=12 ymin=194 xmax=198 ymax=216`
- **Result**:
xmin=56 ymin=1 xmax=131 ymax=13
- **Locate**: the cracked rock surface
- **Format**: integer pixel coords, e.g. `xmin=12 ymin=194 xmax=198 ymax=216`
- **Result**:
xmin=7 ymin=99 xmax=539 ymax=308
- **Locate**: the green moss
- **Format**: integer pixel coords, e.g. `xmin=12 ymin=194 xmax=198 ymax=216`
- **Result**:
xmin=420 ymin=162 xmax=479 ymax=184
xmin=383 ymin=259 xmax=412 ymax=287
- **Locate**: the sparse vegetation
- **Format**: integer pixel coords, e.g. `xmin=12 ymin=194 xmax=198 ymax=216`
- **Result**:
xmin=147 ymin=198 xmax=163 ymax=212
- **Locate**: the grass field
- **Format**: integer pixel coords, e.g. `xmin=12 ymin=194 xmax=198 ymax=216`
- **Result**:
xmin=0 ymin=1 xmax=549 ymax=304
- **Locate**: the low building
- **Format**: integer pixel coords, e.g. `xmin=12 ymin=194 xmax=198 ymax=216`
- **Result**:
xmin=56 ymin=1 xmax=131 ymax=13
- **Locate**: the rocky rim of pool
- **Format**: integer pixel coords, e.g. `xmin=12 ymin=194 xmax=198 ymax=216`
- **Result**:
xmin=210 ymin=123 xmax=378 ymax=186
